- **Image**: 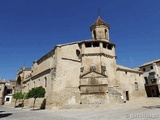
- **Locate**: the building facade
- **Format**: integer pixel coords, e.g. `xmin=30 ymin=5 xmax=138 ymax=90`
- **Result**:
xmin=0 ymin=80 xmax=16 ymax=105
xmin=15 ymin=67 xmax=31 ymax=93
xmin=139 ymin=59 xmax=160 ymax=97
xmin=15 ymin=17 xmax=146 ymax=109
xmin=0 ymin=80 xmax=5 ymax=105
xmin=4 ymin=80 xmax=16 ymax=105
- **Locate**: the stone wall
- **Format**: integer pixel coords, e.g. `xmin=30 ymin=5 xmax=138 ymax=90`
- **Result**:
xmin=0 ymin=82 xmax=5 ymax=105
xmin=117 ymin=68 xmax=146 ymax=101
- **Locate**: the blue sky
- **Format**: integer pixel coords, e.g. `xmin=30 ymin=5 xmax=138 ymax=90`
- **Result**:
xmin=0 ymin=0 xmax=160 ymax=80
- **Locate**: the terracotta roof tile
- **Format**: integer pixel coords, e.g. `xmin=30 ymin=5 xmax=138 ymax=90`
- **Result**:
xmin=90 ymin=17 xmax=110 ymax=30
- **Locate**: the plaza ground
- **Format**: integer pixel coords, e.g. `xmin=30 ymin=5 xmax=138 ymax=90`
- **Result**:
xmin=0 ymin=98 xmax=160 ymax=120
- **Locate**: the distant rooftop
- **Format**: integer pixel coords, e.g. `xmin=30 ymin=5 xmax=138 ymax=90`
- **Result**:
xmin=0 ymin=80 xmax=5 ymax=83
xmin=139 ymin=59 xmax=160 ymax=68
xmin=117 ymin=64 xmax=142 ymax=73
xmin=24 ymin=68 xmax=31 ymax=71
xmin=20 ymin=66 xmax=31 ymax=71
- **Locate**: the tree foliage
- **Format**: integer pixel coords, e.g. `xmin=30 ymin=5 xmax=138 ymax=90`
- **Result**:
xmin=27 ymin=86 xmax=45 ymax=99
xmin=27 ymin=86 xmax=45 ymax=110
xmin=13 ymin=92 xmax=23 ymax=99
xmin=12 ymin=92 xmax=24 ymax=107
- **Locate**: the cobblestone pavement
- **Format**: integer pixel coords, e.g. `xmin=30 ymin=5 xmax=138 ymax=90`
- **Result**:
xmin=1 ymin=100 xmax=160 ymax=120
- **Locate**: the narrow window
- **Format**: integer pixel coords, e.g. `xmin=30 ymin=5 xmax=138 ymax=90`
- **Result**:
xmin=126 ymin=91 xmax=129 ymax=101
xmin=135 ymin=82 xmax=138 ymax=91
xmin=143 ymin=68 xmax=146 ymax=72
xmin=93 ymin=42 xmax=99 ymax=47
xmin=45 ymin=77 xmax=47 ymax=87
xmin=76 ymin=49 xmax=80 ymax=58
xmin=85 ymin=42 xmax=92 ymax=47
xmin=103 ymin=43 xmax=107 ymax=48
xmin=105 ymin=29 xmax=107 ymax=38
xmin=150 ymin=66 xmax=153 ymax=69
xmin=125 ymin=71 xmax=127 ymax=74
xmin=93 ymin=30 xmax=96 ymax=39
xmin=101 ymin=65 xmax=106 ymax=75
xmin=108 ymin=44 xmax=112 ymax=50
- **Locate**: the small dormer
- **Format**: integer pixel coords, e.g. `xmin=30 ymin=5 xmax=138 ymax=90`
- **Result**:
xmin=90 ymin=16 xmax=110 ymax=41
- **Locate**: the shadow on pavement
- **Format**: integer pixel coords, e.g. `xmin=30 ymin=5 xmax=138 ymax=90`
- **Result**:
xmin=142 ymin=105 xmax=160 ymax=109
xmin=30 ymin=108 xmax=45 ymax=111
xmin=0 ymin=113 xmax=12 ymax=118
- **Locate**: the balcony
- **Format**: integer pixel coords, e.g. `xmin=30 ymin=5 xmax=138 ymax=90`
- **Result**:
xmin=148 ymin=75 xmax=156 ymax=80
xmin=151 ymin=79 xmax=157 ymax=84
xmin=145 ymin=79 xmax=158 ymax=86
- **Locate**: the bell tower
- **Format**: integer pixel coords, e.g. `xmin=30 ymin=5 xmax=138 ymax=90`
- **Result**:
xmin=90 ymin=16 xmax=110 ymax=41
xmin=79 ymin=16 xmax=117 ymax=104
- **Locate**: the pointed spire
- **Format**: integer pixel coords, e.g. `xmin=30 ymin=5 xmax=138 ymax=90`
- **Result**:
xmin=90 ymin=16 xmax=110 ymax=31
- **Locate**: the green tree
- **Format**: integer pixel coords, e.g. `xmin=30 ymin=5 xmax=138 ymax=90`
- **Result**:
xmin=12 ymin=92 xmax=24 ymax=107
xmin=27 ymin=86 xmax=45 ymax=110
xmin=21 ymin=93 xmax=27 ymax=108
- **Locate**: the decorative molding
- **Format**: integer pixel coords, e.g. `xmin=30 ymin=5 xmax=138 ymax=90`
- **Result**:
xmin=79 ymin=84 xmax=108 ymax=87
xmin=31 ymin=69 xmax=51 ymax=80
xmin=80 ymin=71 xmax=107 ymax=78
xmin=117 ymin=67 xmax=142 ymax=74
xmin=62 ymin=58 xmax=81 ymax=62
xmin=23 ymin=78 xmax=31 ymax=83
xmin=80 ymin=92 xmax=106 ymax=95
xmin=81 ymin=53 xmax=116 ymax=59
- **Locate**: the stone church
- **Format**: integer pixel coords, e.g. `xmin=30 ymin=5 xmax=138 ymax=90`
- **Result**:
xmin=15 ymin=16 xmax=146 ymax=109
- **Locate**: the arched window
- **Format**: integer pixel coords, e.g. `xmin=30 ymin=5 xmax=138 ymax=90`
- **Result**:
xmin=105 ymin=29 xmax=107 ymax=38
xmin=45 ymin=77 xmax=47 ymax=87
xmin=76 ymin=49 xmax=81 ymax=58
xmin=93 ymin=30 xmax=96 ymax=39
xmin=135 ymin=82 xmax=138 ymax=91
xmin=16 ymin=76 xmax=21 ymax=90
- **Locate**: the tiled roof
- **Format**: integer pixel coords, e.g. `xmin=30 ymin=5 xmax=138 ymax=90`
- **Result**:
xmin=90 ymin=17 xmax=110 ymax=30
xmin=117 ymin=64 xmax=142 ymax=73
xmin=139 ymin=59 xmax=160 ymax=67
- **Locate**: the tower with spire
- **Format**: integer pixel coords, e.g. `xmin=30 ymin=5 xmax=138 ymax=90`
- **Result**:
xmin=90 ymin=16 xmax=110 ymax=41
xmin=79 ymin=15 xmax=117 ymax=104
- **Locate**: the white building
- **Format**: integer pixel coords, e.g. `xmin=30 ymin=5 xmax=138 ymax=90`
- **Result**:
xmin=4 ymin=80 xmax=15 ymax=105
xmin=139 ymin=59 xmax=160 ymax=97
